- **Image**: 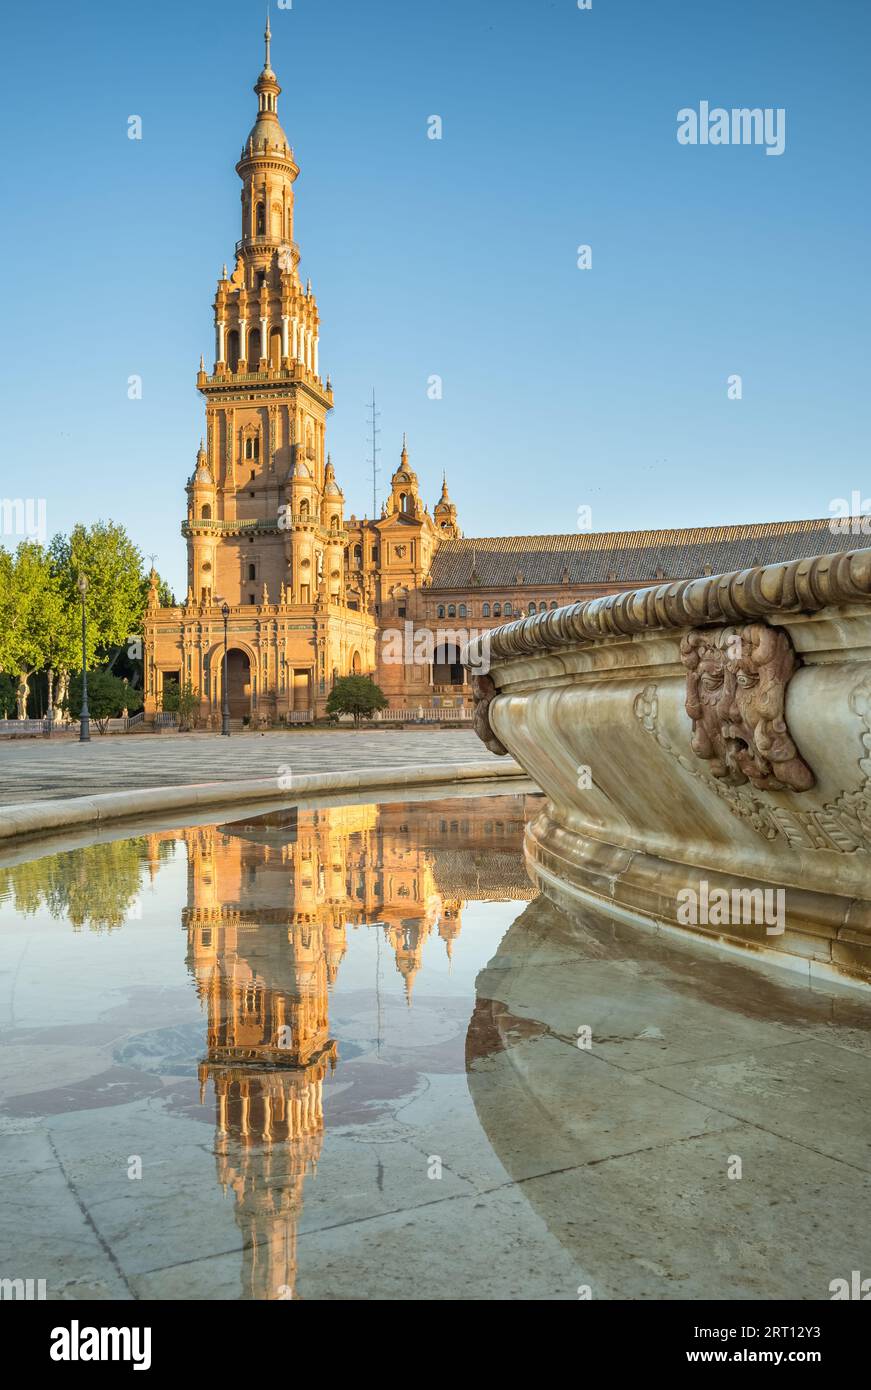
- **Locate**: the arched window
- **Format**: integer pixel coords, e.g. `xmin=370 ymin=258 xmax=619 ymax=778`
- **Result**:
xmin=482 ymin=602 xmax=490 ymax=616
xmin=255 ymin=201 xmax=266 ymax=235
xmin=331 ymin=515 xmax=339 ymax=531
xmin=447 ymin=604 xmax=456 ymax=618
xmin=247 ymin=563 xmax=256 ymax=581
xmin=399 ymin=492 xmax=408 ymax=513
xmin=528 ymin=602 xmax=537 ymax=615
xmin=200 ymin=504 xmax=212 ymax=520
xmin=244 ymin=436 xmax=260 ymax=460
xmin=503 ymin=601 xmax=512 ymax=616
xmin=299 ymin=498 xmax=310 ymax=520
xmin=550 ymin=600 xmax=558 ymax=609
xmin=493 ymin=603 xmax=501 ymax=617
xmin=458 ymin=603 xmax=467 ymax=618
xmin=248 ymin=328 xmax=261 ymax=366
xmin=437 ymin=605 xmax=445 ymax=619
xmin=269 ymin=328 xmax=282 ymax=368
xmin=353 ymin=545 xmax=362 ymax=565
xmin=227 ymin=330 xmax=239 ymax=372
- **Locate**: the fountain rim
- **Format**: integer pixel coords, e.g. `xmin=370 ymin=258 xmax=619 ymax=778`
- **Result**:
xmin=462 ymin=544 xmax=871 ymax=667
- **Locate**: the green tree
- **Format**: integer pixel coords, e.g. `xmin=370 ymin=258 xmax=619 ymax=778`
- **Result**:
xmin=161 ymin=678 xmax=200 ymax=730
xmin=49 ymin=522 xmax=147 ymax=661
xmin=326 ymin=675 xmax=388 ymax=726
xmin=68 ymin=669 xmax=144 ymax=734
xmin=49 ymin=522 xmax=155 ymax=716
xmin=0 ymin=541 xmax=59 ymax=716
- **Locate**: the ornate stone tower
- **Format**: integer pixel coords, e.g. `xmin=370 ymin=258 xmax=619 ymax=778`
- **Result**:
xmin=193 ymin=16 xmax=332 ymax=607
xmin=144 ymin=22 xmax=376 ymax=724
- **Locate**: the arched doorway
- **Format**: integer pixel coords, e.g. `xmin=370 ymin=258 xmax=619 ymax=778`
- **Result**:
xmin=225 ymin=649 xmax=252 ymax=718
xmin=350 ymin=650 xmax=361 ymax=674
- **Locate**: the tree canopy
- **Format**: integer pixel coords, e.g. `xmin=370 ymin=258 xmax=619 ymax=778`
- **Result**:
xmin=0 ymin=520 xmax=173 ymax=717
xmin=326 ymin=675 xmax=388 ymax=725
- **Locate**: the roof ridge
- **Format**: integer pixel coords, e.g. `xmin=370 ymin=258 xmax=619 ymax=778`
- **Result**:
xmin=446 ymin=517 xmax=835 ymax=549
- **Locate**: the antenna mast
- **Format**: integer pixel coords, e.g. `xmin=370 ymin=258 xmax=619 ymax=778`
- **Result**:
xmin=366 ymin=389 xmax=381 ymax=517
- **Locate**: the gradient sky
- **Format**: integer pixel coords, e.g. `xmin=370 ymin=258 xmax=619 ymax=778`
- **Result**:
xmin=2 ymin=0 xmax=869 ymax=595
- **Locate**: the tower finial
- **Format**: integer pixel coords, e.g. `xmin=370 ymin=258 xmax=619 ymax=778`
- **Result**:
xmin=264 ymin=7 xmax=272 ymax=69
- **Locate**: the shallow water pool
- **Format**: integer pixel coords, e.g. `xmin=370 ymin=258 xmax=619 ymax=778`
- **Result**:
xmin=2 ymin=789 xmax=870 ymax=1301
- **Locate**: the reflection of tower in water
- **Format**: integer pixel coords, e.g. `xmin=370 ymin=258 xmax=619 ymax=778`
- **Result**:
xmin=185 ymin=816 xmax=344 ymax=1300
xmin=179 ymin=794 xmax=537 ymax=1298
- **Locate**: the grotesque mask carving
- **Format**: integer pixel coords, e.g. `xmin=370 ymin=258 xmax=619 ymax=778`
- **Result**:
xmin=471 ymin=674 xmax=508 ymax=756
xmin=679 ymin=623 xmax=813 ymax=793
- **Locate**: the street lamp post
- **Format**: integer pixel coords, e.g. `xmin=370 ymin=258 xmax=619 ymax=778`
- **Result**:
xmin=77 ymin=573 xmax=90 ymax=743
xmin=221 ymin=601 xmax=230 ymax=736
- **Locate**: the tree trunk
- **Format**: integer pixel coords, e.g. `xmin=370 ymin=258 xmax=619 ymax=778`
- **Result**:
xmin=16 ymin=672 xmax=29 ymax=719
xmin=56 ymin=668 xmax=70 ymax=721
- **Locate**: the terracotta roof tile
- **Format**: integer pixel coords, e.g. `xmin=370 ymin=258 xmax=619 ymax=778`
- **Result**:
xmin=429 ymin=518 xmax=855 ymax=589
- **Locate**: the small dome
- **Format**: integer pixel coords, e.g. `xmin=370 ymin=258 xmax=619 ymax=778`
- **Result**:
xmin=292 ymin=458 xmax=312 ymax=479
xmin=324 ymin=479 xmax=341 ymax=497
xmin=244 ymin=115 xmax=290 ymax=157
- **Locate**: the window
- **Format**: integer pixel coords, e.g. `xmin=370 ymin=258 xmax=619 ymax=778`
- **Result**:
xmin=200 ymin=504 xmax=211 ymax=520
xmin=299 ymin=499 xmax=309 ymax=519
xmin=550 ymin=600 xmax=558 ymax=609
xmin=353 ymin=545 xmax=362 ymax=565
xmin=458 ymin=604 xmax=467 ymax=618
xmin=249 ymin=594 xmax=256 ymax=605
xmin=255 ymin=201 xmax=265 ymax=235
xmin=448 ymin=604 xmax=456 ymax=618
xmin=244 ymin=437 xmax=259 ymax=460
xmin=247 ymin=563 xmax=256 ymax=581
xmin=437 ymin=605 xmax=445 ymax=619
xmin=482 ymin=602 xmax=490 ymax=617
xmin=493 ymin=603 xmax=501 ymax=617
xmin=528 ymin=602 xmax=537 ymax=614
xmin=503 ymin=601 xmax=512 ymax=616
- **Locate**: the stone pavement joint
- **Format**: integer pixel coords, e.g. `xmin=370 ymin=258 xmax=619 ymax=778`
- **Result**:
xmin=0 ymin=730 xmax=498 ymax=803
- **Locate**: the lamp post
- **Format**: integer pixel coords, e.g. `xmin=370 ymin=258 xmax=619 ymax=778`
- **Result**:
xmin=221 ymin=601 xmax=230 ymax=736
xmin=77 ymin=573 xmax=90 ymax=743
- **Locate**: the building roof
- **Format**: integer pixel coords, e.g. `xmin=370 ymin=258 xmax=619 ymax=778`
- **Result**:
xmin=428 ymin=517 xmax=855 ymax=590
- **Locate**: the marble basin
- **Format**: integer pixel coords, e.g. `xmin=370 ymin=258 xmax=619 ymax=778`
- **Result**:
xmin=465 ymin=547 xmax=871 ymax=985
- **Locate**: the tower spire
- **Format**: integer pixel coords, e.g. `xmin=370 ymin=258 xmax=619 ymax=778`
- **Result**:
xmin=264 ymin=7 xmax=272 ymax=70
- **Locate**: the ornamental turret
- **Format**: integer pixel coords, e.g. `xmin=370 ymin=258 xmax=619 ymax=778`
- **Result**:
xmin=434 ymin=474 xmax=460 ymax=538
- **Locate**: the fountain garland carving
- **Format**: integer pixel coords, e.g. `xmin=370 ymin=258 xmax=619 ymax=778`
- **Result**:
xmin=679 ymin=623 xmax=814 ymax=793
xmin=633 ymin=675 xmax=871 ymax=854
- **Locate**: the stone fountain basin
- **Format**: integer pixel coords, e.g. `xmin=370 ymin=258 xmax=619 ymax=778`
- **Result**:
xmin=467 ymin=550 xmax=871 ymax=985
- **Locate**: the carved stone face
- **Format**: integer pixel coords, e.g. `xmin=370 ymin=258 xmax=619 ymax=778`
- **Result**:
xmin=471 ymin=674 xmax=508 ymax=757
xmin=679 ymin=623 xmax=814 ymax=792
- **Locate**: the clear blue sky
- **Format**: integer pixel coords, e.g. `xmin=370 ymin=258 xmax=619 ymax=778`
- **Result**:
xmin=3 ymin=0 xmax=869 ymax=595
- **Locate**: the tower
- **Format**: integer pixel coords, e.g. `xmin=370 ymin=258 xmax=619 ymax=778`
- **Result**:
xmin=144 ymin=24 xmax=376 ymax=725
